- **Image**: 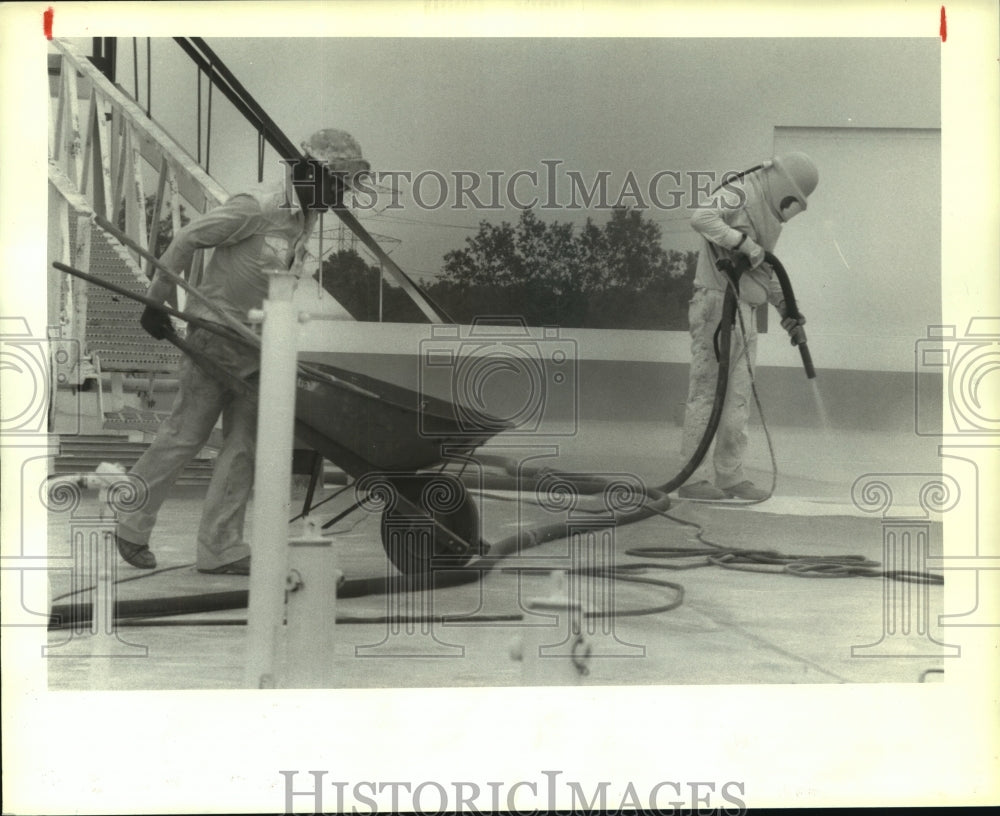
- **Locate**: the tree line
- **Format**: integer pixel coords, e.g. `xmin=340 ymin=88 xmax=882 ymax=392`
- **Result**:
xmin=143 ymin=197 xmax=699 ymax=331
xmin=322 ymin=207 xmax=698 ymax=330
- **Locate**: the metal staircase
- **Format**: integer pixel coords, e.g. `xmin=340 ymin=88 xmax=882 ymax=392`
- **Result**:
xmin=48 ymin=39 xmax=234 ymax=468
xmin=48 ymin=39 xmax=229 ymax=389
xmin=67 ymin=212 xmax=184 ymax=374
xmin=47 ymin=37 xmax=444 ymax=474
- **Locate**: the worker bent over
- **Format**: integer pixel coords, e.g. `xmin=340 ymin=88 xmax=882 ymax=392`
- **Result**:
xmin=115 ymin=129 xmax=369 ymax=573
xmin=679 ymin=152 xmax=817 ymax=501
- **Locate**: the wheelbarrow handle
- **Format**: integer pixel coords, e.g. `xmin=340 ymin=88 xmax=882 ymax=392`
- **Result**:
xmin=52 ymin=261 xmax=256 ymax=349
xmin=92 ymin=214 xmax=261 ymax=348
xmin=162 ymin=331 xmax=257 ymax=398
xmin=53 ymin=260 xmax=373 ymax=395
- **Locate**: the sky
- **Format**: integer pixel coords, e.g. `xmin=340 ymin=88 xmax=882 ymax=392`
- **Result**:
xmin=81 ymin=36 xmax=940 ymax=283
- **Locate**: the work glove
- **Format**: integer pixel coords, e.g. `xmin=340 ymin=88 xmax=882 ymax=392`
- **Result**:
xmin=780 ymin=311 xmax=807 ymax=346
xmin=140 ymin=305 xmax=175 ymax=340
xmin=735 ymin=233 xmax=766 ymax=268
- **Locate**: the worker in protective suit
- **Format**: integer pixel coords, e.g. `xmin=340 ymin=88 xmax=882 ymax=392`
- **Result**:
xmin=679 ymin=152 xmax=817 ymax=501
xmin=115 ymin=129 xmax=370 ymax=574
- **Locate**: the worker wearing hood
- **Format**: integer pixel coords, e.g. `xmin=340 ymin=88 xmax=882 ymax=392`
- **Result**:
xmin=679 ymin=152 xmax=818 ymax=501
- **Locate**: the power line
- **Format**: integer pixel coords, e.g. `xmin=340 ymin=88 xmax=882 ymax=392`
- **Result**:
xmin=369 ymin=213 xmax=482 ymax=230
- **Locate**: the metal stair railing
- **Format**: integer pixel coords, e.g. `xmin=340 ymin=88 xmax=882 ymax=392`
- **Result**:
xmin=47 ymin=38 xmax=362 ymax=378
xmin=48 ymin=38 xmax=232 ymax=391
xmin=172 ymin=37 xmax=455 ymax=325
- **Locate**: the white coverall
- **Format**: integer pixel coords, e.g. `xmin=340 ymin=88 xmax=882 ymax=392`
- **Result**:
xmin=681 ymin=172 xmax=787 ymax=490
xmin=117 ymin=183 xmax=306 ymax=570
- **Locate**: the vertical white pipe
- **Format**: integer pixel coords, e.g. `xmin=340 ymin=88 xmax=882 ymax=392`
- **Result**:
xmin=282 ymin=526 xmax=341 ymax=688
xmin=244 ymin=271 xmax=298 ymax=689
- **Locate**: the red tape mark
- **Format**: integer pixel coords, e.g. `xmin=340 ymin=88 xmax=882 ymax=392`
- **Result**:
xmin=43 ymin=7 xmax=54 ymax=40
xmin=940 ymin=6 xmax=947 ymax=42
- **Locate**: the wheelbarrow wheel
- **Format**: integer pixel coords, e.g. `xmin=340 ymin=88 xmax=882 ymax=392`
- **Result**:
xmin=379 ymin=474 xmax=482 ymax=575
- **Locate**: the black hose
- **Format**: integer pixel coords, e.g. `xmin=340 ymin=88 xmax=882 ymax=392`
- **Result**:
xmin=48 ymin=257 xmax=742 ymax=629
xmin=458 ymin=274 xmax=742 ymax=503
xmin=45 ymin=253 xmax=809 ymax=629
xmin=764 ymin=251 xmax=815 ymax=379
xmin=48 ymin=560 xmax=686 ymax=629
xmin=654 ymin=282 xmax=738 ymax=496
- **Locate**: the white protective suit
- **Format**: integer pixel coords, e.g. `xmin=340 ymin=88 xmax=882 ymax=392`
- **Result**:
xmin=680 ymin=168 xmax=790 ymax=490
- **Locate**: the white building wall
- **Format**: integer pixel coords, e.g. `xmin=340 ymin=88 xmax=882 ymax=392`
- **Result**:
xmin=769 ymin=125 xmax=941 ymax=373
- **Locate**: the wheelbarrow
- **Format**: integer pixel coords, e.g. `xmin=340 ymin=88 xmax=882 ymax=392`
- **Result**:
xmin=289 ymin=359 xmax=512 ymax=574
xmin=54 ymin=261 xmax=512 ymax=574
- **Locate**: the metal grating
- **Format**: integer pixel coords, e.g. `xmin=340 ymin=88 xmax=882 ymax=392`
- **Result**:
xmin=69 ymin=216 xmax=184 ymax=373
